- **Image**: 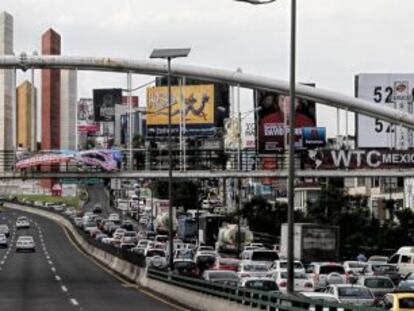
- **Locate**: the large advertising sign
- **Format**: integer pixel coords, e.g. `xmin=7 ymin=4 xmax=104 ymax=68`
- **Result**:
xmin=306 ymin=149 xmax=414 ymax=169
xmin=256 ymin=87 xmax=316 ymax=153
xmin=93 ymin=89 xmax=122 ymax=122
xmin=356 ymin=74 xmax=414 ymax=148
xmin=146 ymin=84 xmax=216 ymax=137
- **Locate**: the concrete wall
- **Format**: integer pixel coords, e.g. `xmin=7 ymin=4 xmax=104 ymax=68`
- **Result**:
xmin=60 ymin=70 xmax=77 ymax=150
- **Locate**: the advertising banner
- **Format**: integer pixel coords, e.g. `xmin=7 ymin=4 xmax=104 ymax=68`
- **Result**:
xmin=302 ymin=127 xmax=326 ymax=148
xmin=93 ymin=89 xmax=122 ymax=122
xmin=77 ymin=98 xmax=94 ymax=122
xmin=255 ymin=87 xmax=316 ymax=153
xmin=356 ymin=74 xmax=414 ymax=148
xmin=306 ymin=149 xmax=414 ymax=169
xmin=77 ymin=124 xmax=100 ymax=133
xmin=146 ymin=85 xmax=216 ymax=137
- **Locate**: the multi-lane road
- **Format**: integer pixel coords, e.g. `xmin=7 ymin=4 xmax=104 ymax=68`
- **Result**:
xmin=0 ymin=209 xmax=181 ymax=311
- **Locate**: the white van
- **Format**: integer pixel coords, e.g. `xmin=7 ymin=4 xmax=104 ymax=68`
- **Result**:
xmin=388 ymin=253 xmax=414 ymax=277
xmin=396 ymin=246 xmax=414 ymax=254
xmin=241 ymin=249 xmax=279 ymax=265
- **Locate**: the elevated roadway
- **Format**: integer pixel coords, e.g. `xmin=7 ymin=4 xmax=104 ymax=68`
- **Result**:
xmin=3 ymin=169 xmax=414 ymax=179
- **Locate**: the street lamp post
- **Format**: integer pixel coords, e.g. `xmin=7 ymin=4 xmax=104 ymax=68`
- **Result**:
xmin=150 ymin=48 xmax=191 ymax=270
xmin=234 ymin=0 xmax=296 ymax=294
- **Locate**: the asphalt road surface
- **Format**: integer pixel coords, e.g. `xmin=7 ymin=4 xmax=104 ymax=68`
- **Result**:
xmin=0 ymin=209 xmax=180 ymax=311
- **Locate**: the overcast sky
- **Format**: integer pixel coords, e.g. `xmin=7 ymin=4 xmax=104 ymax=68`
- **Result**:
xmin=3 ymin=0 xmax=413 ymax=138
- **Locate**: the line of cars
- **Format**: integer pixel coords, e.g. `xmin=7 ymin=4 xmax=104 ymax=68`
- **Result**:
xmin=0 ymin=216 xmax=36 ymax=252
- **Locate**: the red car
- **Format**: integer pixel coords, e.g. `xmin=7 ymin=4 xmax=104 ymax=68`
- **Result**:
xmin=213 ymin=258 xmax=240 ymax=272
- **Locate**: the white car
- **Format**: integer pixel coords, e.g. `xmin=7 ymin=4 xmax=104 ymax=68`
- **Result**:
xmin=108 ymin=213 xmax=120 ymax=222
xmin=16 ymin=236 xmax=35 ymax=252
xmin=16 ymin=216 xmax=30 ymax=229
xmin=343 ymin=261 xmax=368 ymax=275
xmin=269 ymin=270 xmax=314 ymax=293
xmin=0 ymin=233 xmax=7 ymax=248
xmin=237 ymin=262 xmax=270 ymax=279
xmin=323 ymin=284 xmax=375 ymax=306
xmin=269 ymin=260 xmax=305 ymax=273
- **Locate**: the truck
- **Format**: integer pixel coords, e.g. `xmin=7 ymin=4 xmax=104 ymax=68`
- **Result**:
xmin=198 ymin=214 xmax=225 ymax=247
xmin=154 ymin=212 xmax=178 ymax=235
xmin=177 ymin=217 xmax=197 ymax=243
xmin=215 ymin=224 xmax=254 ymax=254
xmin=280 ymin=223 xmax=339 ymax=263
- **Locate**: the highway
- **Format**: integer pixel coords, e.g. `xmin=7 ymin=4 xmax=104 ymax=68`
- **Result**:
xmin=0 ymin=209 xmax=180 ymax=311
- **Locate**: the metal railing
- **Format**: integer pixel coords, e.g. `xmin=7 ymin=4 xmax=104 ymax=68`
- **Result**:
xmin=147 ymin=268 xmax=383 ymax=311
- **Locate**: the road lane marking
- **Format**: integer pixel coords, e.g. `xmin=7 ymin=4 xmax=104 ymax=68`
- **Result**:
xmin=61 ymin=285 xmax=67 ymax=292
xmin=51 ymin=267 xmax=56 ymax=272
xmin=70 ymin=298 xmax=79 ymax=306
xmin=48 ymin=260 xmax=53 ymax=265
xmin=55 ymin=275 xmax=61 ymax=281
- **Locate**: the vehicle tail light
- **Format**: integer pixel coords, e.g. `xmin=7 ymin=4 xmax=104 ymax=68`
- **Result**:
xmin=279 ymin=281 xmax=287 ymax=287
xmin=314 ymin=273 xmax=319 ymax=282
xmin=305 ymin=282 xmax=313 ymax=288
xmin=240 ymin=273 xmax=250 ymax=278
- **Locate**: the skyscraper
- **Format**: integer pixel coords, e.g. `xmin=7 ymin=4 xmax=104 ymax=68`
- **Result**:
xmin=0 ymin=12 xmax=14 ymax=171
xmin=60 ymin=70 xmax=77 ymax=150
xmin=41 ymin=28 xmax=61 ymax=151
xmin=16 ymin=80 xmax=36 ymax=149
xmin=41 ymin=28 xmax=61 ymax=190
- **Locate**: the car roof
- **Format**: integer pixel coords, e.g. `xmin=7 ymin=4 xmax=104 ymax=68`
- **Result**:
xmin=241 ymin=277 xmax=275 ymax=283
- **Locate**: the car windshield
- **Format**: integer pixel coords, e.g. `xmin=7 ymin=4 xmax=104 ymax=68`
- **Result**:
xmin=280 ymin=272 xmax=308 ymax=279
xmin=245 ymin=280 xmax=278 ymax=291
xmin=209 ymin=272 xmax=238 ymax=280
xmin=147 ymin=250 xmax=165 ymax=257
xmin=124 ymin=232 xmax=136 ymax=237
xmin=348 ymin=262 xmax=367 ymax=268
xmin=320 ymin=265 xmax=345 ymax=274
xmin=338 ymin=287 xmax=373 ymax=298
xmin=251 ymin=251 xmax=278 ymax=262
xmin=399 ymin=298 xmax=414 ymax=308
xmin=373 ymin=265 xmax=397 ymax=273
xmin=244 ymin=264 xmax=268 ymax=272
xmin=279 ymin=262 xmax=303 ymax=269
xmin=174 ymin=262 xmax=195 ymax=269
xmin=364 ymin=278 xmax=393 ymax=288
xmin=219 ymin=259 xmax=239 ymax=265
xmin=18 ymin=237 xmax=33 ymax=241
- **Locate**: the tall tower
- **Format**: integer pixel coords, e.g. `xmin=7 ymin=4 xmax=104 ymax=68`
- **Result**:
xmin=0 ymin=12 xmax=14 ymax=171
xmin=41 ymin=28 xmax=61 ymax=151
xmin=16 ymin=80 xmax=36 ymax=149
xmin=60 ymin=70 xmax=77 ymax=150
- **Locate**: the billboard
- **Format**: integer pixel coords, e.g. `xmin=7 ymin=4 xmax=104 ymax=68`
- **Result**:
xmin=146 ymin=84 xmax=216 ymax=137
xmin=306 ymin=149 xmax=414 ymax=169
xmin=356 ymin=74 xmax=414 ymax=148
xmin=302 ymin=127 xmax=326 ymax=148
xmin=77 ymin=98 xmax=94 ymax=122
xmin=255 ymin=86 xmax=316 ymax=153
xmin=93 ymin=89 xmax=122 ymax=122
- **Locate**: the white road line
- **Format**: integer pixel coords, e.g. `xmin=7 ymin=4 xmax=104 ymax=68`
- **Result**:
xmin=48 ymin=260 xmax=53 ymax=265
xmin=61 ymin=285 xmax=67 ymax=292
xmin=0 ymin=261 xmax=4 ymax=265
xmin=55 ymin=275 xmax=61 ymax=281
xmin=70 ymin=299 xmax=79 ymax=306
xmin=51 ymin=267 xmax=56 ymax=272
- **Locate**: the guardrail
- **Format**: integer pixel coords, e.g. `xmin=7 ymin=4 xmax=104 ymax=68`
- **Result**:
xmin=147 ymin=268 xmax=383 ymax=311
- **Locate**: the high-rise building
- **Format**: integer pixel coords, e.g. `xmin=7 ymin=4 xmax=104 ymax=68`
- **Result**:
xmin=60 ymin=70 xmax=77 ymax=150
xmin=41 ymin=28 xmax=61 ymax=151
xmin=0 ymin=12 xmax=14 ymax=171
xmin=16 ymin=81 xmax=36 ymax=149
xmin=41 ymin=28 xmax=61 ymax=190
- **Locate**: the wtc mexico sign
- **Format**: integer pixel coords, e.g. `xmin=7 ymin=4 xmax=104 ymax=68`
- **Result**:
xmin=307 ymin=149 xmax=414 ymax=169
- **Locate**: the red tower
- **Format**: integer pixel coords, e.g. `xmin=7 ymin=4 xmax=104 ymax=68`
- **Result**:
xmin=41 ymin=28 xmax=61 ymax=150
xmin=41 ymin=29 xmax=61 ymax=190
